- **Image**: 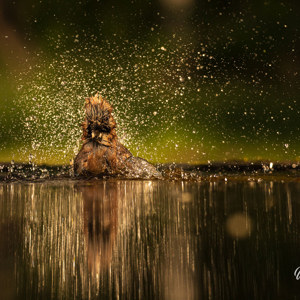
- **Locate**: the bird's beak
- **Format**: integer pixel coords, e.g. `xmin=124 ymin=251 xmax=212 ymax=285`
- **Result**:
xmin=92 ymin=130 xmax=102 ymax=139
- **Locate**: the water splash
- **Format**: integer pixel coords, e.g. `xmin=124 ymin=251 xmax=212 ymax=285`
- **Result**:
xmin=1 ymin=4 xmax=299 ymax=164
xmin=0 ymin=161 xmax=299 ymax=182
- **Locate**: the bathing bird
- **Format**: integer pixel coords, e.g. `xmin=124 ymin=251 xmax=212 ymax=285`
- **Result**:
xmin=74 ymin=93 xmax=161 ymax=178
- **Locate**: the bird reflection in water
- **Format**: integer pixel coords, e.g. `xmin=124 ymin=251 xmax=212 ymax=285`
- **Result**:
xmin=78 ymin=182 xmax=118 ymax=276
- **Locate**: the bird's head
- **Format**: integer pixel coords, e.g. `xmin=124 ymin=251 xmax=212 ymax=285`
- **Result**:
xmin=82 ymin=93 xmax=117 ymax=144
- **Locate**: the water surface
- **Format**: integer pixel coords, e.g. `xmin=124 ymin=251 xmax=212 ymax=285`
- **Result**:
xmin=0 ymin=179 xmax=299 ymax=299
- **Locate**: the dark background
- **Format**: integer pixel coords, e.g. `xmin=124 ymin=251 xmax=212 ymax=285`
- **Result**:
xmin=0 ymin=0 xmax=299 ymax=164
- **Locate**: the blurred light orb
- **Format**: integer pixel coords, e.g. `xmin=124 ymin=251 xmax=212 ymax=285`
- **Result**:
xmin=180 ymin=192 xmax=192 ymax=202
xmin=160 ymin=0 xmax=195 ymax=10
xmin=226 ymin=213 xmax=253 ymax=239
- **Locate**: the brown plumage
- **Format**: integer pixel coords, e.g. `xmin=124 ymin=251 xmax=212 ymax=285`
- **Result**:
xmin=74 ymin=93 xmax=161 ymax=178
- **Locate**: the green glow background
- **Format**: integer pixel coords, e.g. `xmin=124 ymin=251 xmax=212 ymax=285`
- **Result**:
xmin=0 ymin=0 xmax=299 ymax=164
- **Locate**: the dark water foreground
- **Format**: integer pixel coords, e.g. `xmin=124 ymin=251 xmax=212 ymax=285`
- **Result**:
xmin=0 ymin=164 xmax=300 ymax=300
